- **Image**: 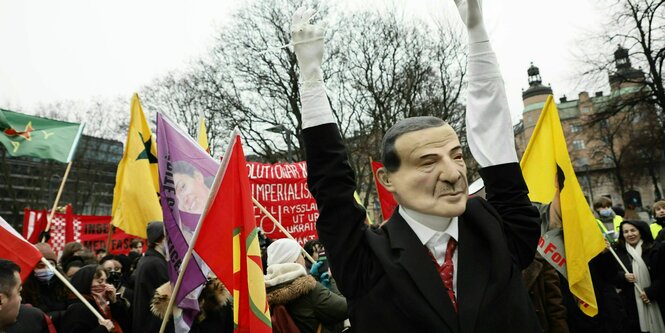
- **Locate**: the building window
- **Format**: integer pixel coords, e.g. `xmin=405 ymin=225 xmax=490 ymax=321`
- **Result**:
xmin=571 ymin=124 xmax=582 ymax=133
xmin=600 ymin=119 xmax=609 ymax=128
xmin=572 ymin=140 xmax=585 ymax=150
xmin=582 ymin=106 xmax=591 ymax=114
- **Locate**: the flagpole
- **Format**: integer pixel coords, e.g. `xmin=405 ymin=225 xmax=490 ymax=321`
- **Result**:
xmin=41 ymin=258 xmax=106 ymax=321
xmin=42 ymin=161 xmax=73 ymax=242
xmin=158 ymin=128 xmax=243 ymax=333
xmin=605 ymin=242 xmax=645 ymax=294
xmin=251 ymin=197 xmax=316 ymax=264
xmin=105 ymin=225 xmax=114 ymax=253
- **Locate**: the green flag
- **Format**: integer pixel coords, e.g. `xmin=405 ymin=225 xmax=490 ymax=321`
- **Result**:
xmin=0 ymin=109 xmax=84 ymax=163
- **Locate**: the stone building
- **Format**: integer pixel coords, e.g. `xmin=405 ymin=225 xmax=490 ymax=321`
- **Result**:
xmin=514 ymin=46 xmax=664 ymax=216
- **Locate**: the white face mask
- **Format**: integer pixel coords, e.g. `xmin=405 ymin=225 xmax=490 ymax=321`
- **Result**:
xmin=599 ymin=208 xmax=613 ymax=217
xmin=34 ymin=267 xmax=54 ymax=282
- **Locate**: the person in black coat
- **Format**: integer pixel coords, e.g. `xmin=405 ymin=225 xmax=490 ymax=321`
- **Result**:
xmin=293 ymin=1 xmax=541 ymax=331
xmin=130 ymin=221 xmax=174 ymax=333
xmin=5 ymin=304 xmax=52 ymax=333
xmin=613 ymin=220 xmax=665 ymax=333
xmin=59 ymin=265 xmax=130 ymax=333
xmin=21 ymin=243 xmax=68 ymax=328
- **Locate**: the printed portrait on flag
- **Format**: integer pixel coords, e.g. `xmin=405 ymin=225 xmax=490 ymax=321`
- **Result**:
xmin=171 ymin=160 xmax=214 ymax=241
xmin=157 ymin=113 xmax=219 ymax=332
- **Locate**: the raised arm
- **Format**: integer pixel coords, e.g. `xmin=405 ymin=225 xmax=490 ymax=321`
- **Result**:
xmin=456 ymin=0 xmax=540 ymax=268
xmin=293 ymin=8 xmax=376 ymax=298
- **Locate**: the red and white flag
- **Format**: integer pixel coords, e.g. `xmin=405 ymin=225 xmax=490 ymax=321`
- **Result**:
xmin=0 ymin=215 xmax=43 ymax=281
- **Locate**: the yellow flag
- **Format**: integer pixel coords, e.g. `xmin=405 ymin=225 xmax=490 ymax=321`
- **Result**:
xmin=110 ymin=94 xmax=162 ymax=238
xmin=197 ymin=116 xmax=210 ymax=154
xmin=520 ymin=95 xmax=606 ymax=316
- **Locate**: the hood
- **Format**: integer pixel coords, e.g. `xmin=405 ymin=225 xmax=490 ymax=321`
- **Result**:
xmin=264 ymin=263 xmax=307 ymax=287
xmin=151 ymin=278 xmax=231 ymax=320
xmin=267 ymin=274 xmax=317 ymax=306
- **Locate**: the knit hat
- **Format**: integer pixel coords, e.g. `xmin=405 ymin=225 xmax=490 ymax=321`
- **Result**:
xmin=35 ymin=242 xmax=57 ymax=263
xmin=267 ymin=239 xmax=302 ymax=266
xmin=147 ymin=221 xmax=165 ymax=245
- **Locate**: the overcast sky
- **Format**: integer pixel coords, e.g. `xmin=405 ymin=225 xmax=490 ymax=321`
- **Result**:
xmin=0 ymin=0 xmax=608 ymax=123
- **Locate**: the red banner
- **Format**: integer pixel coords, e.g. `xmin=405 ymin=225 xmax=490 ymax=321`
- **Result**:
xmin=247 ymin=161 xmax=319 ymax=245
xmin=23 ymin=208 xmax=143 ymax=256
xmin=78 ymin=215 xmax=142 ymax=255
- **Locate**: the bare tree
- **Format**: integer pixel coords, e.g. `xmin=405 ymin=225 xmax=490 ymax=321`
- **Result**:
xmin=580 ymin=0 xmax=665 ymax=138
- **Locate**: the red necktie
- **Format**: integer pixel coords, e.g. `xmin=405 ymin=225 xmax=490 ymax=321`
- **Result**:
xmin=441 ymin=238 xmax=457 ymax=312
xmin=427 ymin=238 xmax=458 ymax=312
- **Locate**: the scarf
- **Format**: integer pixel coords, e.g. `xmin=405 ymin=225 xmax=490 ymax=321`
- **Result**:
xmin=626 ymin=240 xmax=665 ymax=332
xmin=90 ymin=285 xmax=124 ymax=333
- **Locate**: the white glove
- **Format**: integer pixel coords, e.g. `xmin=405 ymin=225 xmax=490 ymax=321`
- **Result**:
xmin=291 ymin=7 xmax=325 ymax=83
xmin=454 ymin=0 xmax=489 ymax=43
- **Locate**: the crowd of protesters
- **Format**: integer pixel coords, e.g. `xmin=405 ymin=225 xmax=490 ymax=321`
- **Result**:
xmin=0 ymin=198 xmax=664 ymax=333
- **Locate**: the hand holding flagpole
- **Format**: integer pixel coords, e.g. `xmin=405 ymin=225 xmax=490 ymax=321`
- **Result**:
xmin=41 ymin=258 xmax=106 ymax=321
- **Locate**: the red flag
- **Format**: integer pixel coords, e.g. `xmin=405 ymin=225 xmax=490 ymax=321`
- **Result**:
xmin=194 ymin=131 xmax=271 ymax=332
xmin=1 ymin=215 xmax=43 ymax=281
xmin=371 ymin=161 xmax=398 ymax=221
xmin=22 ymin=208 xmax=48 ymax=244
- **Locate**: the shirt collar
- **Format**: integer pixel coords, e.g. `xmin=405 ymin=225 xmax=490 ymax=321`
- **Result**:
xmin=399 ymin=206 xmax=459 ymax=245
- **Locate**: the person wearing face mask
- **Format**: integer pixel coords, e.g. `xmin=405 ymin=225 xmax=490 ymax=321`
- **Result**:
xmin=264 ymin=239 xmax=347 ymax=333
xmin=612 ymin=220 xmax=665 ymax=333
xmin=21 ymin=243 xmax=68 ymax=329
xmin=99 ymin=256 xmax=132 ymax=309
xmin=650 ymin=201 xmax=665 ymax=242
xmin=595 ymin=197 xmax=623 ymax=240
xmin=60 ymin=265 xmax=130 ymax=333
xmin=130 ymin=221 xmax=174 ymax=333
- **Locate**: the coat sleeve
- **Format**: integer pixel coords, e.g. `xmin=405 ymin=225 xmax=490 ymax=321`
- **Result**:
xmin=59 ymin=303 xmax=108 ymax=333
xmin=645 ymin=243 xmax=665 ymax=301
xmin=541 ymin=260 xmax=570 ymax=333
xmin=310 ymin=283 xmax=348 ymax=325
xmin=304 ymin=123 xmax=377 ymax=298
xmin=480 ymin=163 xmax=541 ymax=269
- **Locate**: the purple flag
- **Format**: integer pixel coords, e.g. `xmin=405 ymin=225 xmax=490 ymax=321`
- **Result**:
xmin=157 ymin=113 xmax=219 ymax=332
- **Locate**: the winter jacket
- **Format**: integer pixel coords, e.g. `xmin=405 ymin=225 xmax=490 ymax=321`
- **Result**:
xmin=151 ymin=278 xmax=234 ymax=333
xmin=5 ymin=304 xmax=51 ymax=333
xmin=59 ymin=265 xmax=130 ymax=333
xmin=265 ymin=263 xmax=347 ymax=333
xmin=21 ymin=273 xmax=68 ymax=327
xmin=613 ymin=225 xmax=665 ymax=333
xmin=131 ymin=248 xmax=173 ymax=333
xmin=522 ymin=254 xmax=569 ymax=333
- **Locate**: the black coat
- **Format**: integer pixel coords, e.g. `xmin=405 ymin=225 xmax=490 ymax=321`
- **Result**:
xmin=5 ymin=304 xmax=50 ymax=333
xmin=613 ymin=239 xmax=665 ymax=333
xmin=304 ymin=123 xmax=542 ymax=333
xmin=60 ymin=265 xmax=131 ymax=333
xmin=131 ymin=248 xmax=174 ymax=333
xmin=559 ymin=251 xmax=627 ymax=333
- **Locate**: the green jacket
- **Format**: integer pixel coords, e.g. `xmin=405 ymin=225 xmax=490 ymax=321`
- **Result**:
xmin=266 ymin=265 xmax=347 ymax=333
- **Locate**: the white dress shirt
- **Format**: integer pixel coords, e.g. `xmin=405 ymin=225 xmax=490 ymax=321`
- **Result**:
xmin=399 ymin=206 xmax=459 ymax=295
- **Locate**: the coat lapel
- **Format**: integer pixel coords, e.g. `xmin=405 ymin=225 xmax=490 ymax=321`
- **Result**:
xmin=457 ymin=214 xmax=490 ymax=333
xmin=385 ymin=213 xmax=460 ymax=332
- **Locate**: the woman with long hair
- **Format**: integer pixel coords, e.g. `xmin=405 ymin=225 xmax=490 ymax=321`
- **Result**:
xmin=614 ymin=220 xmax=665 ymax=333
xmin=59 ymin=265 xmax=130 ymax=333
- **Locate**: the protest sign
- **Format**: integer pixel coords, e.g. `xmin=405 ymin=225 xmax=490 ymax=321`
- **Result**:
xmin=247 ymin=161 xmax=319 ymax=245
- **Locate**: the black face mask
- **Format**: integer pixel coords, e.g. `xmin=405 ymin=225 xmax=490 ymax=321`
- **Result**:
xmin=656 ymin=216 xmax=665 ymax=226
xmin=107 ymin=271 xmax=123 ymax=289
